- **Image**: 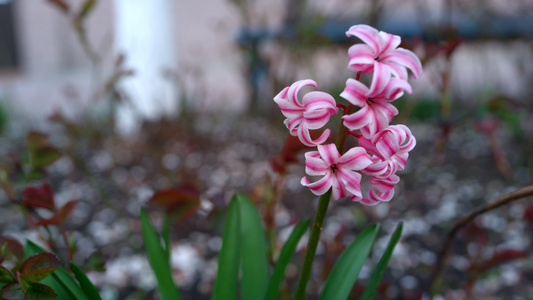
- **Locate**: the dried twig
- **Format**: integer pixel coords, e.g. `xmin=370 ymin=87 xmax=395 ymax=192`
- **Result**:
xmin=429 ymin=184 xmax=533 ymax=295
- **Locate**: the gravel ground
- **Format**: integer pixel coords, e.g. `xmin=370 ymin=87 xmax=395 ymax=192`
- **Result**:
xmin=1 ymin=109 xmax=532 ymax=299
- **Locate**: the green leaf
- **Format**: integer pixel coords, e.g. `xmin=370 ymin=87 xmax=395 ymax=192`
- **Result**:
xmin=32 ymin=147 xmax=62 ymax=168
xmin=360 ymin=223 xmax=403 ymax=300
xmin=212 ymin=195 xmax=241 ymax=300
xmin=24 ymin=281 xmax=57 ymax=300
xmin=162 ymin=214 xmax=171 ymax=261
xmin=264 ymin=219 xmax=309 ymax=300
xmin=236 ymin=193 xmax=269 ymax=300
xmin=140 ymin=209 xmax=182 ymax=300
xmin=69 ymin=263 xmax=101 ymax=300
xmin=19 ymin=253 xmax=60 ymax=283
xmin=0 ymin=265 xmax=16 ymax=285
xmin=25 ymin=241 xmax=89 ymax=300
xmin=78 ymin=0 xmax=96 ymax=20
xmin=26 ymin=132 xmax=49 ymax=152
xmin=1 ymin=283 xmax=25 ymax=300
xmin=319 ymin=224 xmax=380 ymax=300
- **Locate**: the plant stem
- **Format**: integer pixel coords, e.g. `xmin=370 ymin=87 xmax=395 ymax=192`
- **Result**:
xmin=293 ymin=190 xmax=332 ymax=300
xmin=294 ymin=73 xmax=360 ymax=299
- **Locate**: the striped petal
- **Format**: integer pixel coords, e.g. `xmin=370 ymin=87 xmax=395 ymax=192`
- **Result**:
xmin=348 ymin=44 xmax=376 ymax=72
xmin=346 ymin=24 xmax=381 ymax=54
xmin=377 ymin=31 xmax=401 ymax=55
xmin=340 ymin=78 xmax=369 ymax=107
xmin=338 ymin=169 xmax=363 ymax=200
xmin=301 ymin=172 xmax=333 ymax=196
xmin=317 ymin=144 xmax=340 ymax=166
xmin=338 ymin=146 xmax=372 ymax=170
xmin=304 ymin=150 xmax=330 ymax=175
xmin=367 ymin=61 xmax=391 ymax=96
xmin=343 ymin=105 xmax=372 ymax=131
xmin=382 ymin=48 xmax=423 ymax=79
xmin=287 ymin=79 xmax=317 ymax=107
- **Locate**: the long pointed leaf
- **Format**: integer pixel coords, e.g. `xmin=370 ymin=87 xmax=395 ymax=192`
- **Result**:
xmin=236 ymin=193 xmax=269 ymax=300
xmin=25 ymin=241 xmax=89 ymax=300
xmin=264 ymin=219 xmax=309 ymax=300
xmin=212 ymin=196 xmax=241 ymax=300
xmin=319 ymin=224 xmax=380 ymax=300
xmin=360 ymin=223 xmax=403 ymax=300
xmin=140 ymin=209 xmax=182 ymax=300
xmin=70 ymin=263 xmax=102 ymax=300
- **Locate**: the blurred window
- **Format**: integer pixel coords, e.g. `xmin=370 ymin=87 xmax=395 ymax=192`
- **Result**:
xmin=0 ymin=0 xmax=19 ymax=70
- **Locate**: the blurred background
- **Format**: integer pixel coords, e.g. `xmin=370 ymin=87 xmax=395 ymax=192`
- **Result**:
xmin=0 ymin=0 xmax=533 ymax=299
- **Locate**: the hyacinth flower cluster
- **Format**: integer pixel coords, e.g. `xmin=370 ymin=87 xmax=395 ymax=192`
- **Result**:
xmin=274 ymin=24 xmax=422 ymax=205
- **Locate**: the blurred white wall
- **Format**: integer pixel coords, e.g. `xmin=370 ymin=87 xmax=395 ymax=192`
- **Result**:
xmin=114 ymin=0 xmax=178 ymax=135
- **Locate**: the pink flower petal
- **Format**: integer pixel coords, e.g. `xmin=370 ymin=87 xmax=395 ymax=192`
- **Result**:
xmin=370 ymin=175 xmax=400 ymax=192
xmin=346 ymin=24 xmax=381 ymax=54
xmin=383 ymin=61 xmax=409 ymax=81
xmin=337 ymin=169 xmax=363 ymax=199
xmin=331 ymin=173 xmax=349 ymax=200
xmin=348 ymin=44 xmax=376 ymax=70
xmin=377 ymin=31 xmax=401 ymax=55
xmin=338 ymin=147 xmax=372 ymax=170
xmin=368 ymin=188 xmax=395 ymax=202
xmin=367 ymin=61 xmax=391 ymax=96
xmin=362 ymin=160 xmax=389 ymax=177
xmin=317 ymin=144 xmax=340 ymax=166
xmin=376 ymin=131 xmax=401 ymax=159
xmin=340 ymin=78 xmax=369 ymax=107
xmin=382 ymin=48 xmax=423 ymax=79
xmin=287 ymin=79 xmax=317 ymax=107
xmin=304 ymin=151 xmax=330 ymax=175
xmin=343 ymin=105 xmax=372 ymax=131
xmin=297 ymin=125 xmax=330 ymax=147
xmin=301 ymin=172 xmax=333 ymax=196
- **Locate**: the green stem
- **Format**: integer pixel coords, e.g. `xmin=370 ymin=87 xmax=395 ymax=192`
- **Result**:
xmin=293 ymin=190 xmax=332 ymax=300
xmin=294 ymin=73 xmax=359 ymax=299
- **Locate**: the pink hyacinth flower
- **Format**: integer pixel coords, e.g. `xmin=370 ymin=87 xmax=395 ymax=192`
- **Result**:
xmin=341 ymin=77 xmax=412 ymax=138
xmin=274 ymin=79 xmax=338 ymax=147
xmin=351 ymin=125 xmax=416 ymax=205
xmin=301 ymin=144 xmax=372 ymax=200
xmin=346 ymin=24 xmax=423 ymax=95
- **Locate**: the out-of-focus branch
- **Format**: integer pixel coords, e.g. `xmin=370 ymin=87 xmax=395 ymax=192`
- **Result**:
xmin=429 ymin=184 xmax=533 ymax=295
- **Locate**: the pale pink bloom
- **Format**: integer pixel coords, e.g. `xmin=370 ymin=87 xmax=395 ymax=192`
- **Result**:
xmin=274 ymin=79 xmax=338 ymax=147
xmin=351 ymin=125 xmax=416 ymax=205
xmin=301 ymin=144 xmax=372 ymax=200
xmin=346 ymin=24 xmax=422 ymax=95
xmin=341 ymin=77 xmax=412 ymax=138
xmin=355 ymin=174 xmax=400 ymax=205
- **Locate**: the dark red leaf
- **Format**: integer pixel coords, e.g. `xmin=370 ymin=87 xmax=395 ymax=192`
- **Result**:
xmin=57 ymin=200 xmax=78 ymax=221
xmin=524 ymin=205 xmax=533 ymax=227
xmin=469 ymin=248 xmax=528 ymax=274
xmin=149 ymin=184 xmax=201 ymax=222
xmin=19 ymin=253 xmax=60 ymax=283
xmin=149 ymin=185 xmax=200 ymax=209
xmin=0 ymin=237 xmax=24 ymax=261
xmin=31 ymin=216 xmax=61 ymax=227
xmin=21 ymin=184 xmax=55 ymax=211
